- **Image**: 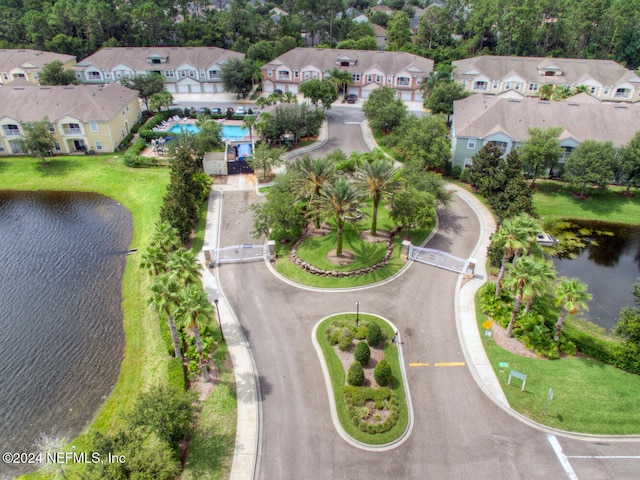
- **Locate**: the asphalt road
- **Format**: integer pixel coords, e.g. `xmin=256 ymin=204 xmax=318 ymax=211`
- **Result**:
xmin=216 ymin=113 xmax=640 ymax=480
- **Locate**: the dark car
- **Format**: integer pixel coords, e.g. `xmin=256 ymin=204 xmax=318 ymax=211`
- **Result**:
xmin=347 ymin=94 xmax=358 ymax=104
xmin=274 ymin=88 xmax=283 ymax=95
xmin=196 ymin=107 xmax=209 ymax=114
xmin=210 ymin=107 xmax=223 ymax=114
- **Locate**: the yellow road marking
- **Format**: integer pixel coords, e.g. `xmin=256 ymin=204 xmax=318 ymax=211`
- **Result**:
xmin=435 ymin=362 xmax=466 ymax=367
xmin=409 ymin=362 xmax=430 ymax=367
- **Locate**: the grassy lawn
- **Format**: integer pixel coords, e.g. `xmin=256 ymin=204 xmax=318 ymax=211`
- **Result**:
xmin=533 ymin=180 xmax=640 ymax=225
xmin=182 ymin=342 xmax=237 ymax=480
xmin=316 ymin=314 xmax=409 ymax=444
xmin=275 ymin=203 xmax=432 ymax=288
xmin=476 ymin=292 xmax=640 ymax=434
xmin=0 ymin=155 xmax=172 ymax=478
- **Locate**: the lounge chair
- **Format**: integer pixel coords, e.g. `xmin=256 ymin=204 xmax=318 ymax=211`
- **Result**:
xmin=173 ymin=115 xmax=180 ymax=122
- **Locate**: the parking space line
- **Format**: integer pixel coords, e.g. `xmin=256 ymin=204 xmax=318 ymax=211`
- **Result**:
xmin=435 ymin=362 xmax=466 ymax=367
xmin=409 ymin=362 xmax=430 ymax=367
xmin=547 ymin=434 xmax=579 ymax=480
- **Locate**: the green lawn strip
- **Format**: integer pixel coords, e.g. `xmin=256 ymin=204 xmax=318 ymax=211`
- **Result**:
xmin=476 ymin=291 xmax=640 ymax=435
xmin=274 ymin=204 xmax=431 ymax=288
xmin=190 ymin=198 xmax=209 ymax=254
xmin=371 ymin=129 xmax=402 ymax=162
xmin=533 ymin=180 xmax=640 ymax=225
xmin=1 ymin=155 xmax=171 ymax=478
xmin=182 ymin=342 xmax=237 ymax=480
xmin=316 ymin=314 xmax=408 ymax=444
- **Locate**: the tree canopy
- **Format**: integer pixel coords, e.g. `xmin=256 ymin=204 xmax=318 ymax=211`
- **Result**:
xmin=563 ymin=140 xmax=616 ymax=195
xmin=120 ymin=73 xmax=165 ymax=110
xmin=362 ymin=86 xmax=407 ymax=134
xmin=18 ymin=118 xmax=57 ymax=165
xmin=39 ymin=60 xmax=78 ymax=85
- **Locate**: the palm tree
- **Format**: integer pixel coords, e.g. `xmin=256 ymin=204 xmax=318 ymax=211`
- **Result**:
xmin=521 ymin=256 xmax=556 ymax=314
xmin=242 ymin=114 xmax=258 ymax=147
xmin=149 ymin=273 xmax=183 ymax=360
xmin=356 ymin=159 xmax=400 ymax=236
xmin=493 ymin=214 xmax=541 ymax=297
xmin=255 ymin=96 xmax=271 ymax=109
xmin=317 ymin=177 xmax=365 ymax=257
xmin=175 ymin=284 xmax=213 ymax=369
xmin=167 ymin=247 xmax=200 ymax=286
xmin=538 ymin=84 xmax=553 ymax=101
xmin=150 ymin=221 xmax=181 ymax=255
xmin=553 ymin=278 xmax=592 ymax=341
xmin=503 ymin=256 xmax=539 ymax=337
xmin=140 ymin=244 xmax=167 ymax=276
xmin=325 ymin=67 xmax=354 ymax=98
xmin=282 ymin=91 xmax=297 ymax=104
xmin=293 ymin=155 xmax=336 ymax=228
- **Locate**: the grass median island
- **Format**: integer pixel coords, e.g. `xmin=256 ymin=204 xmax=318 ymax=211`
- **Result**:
xmin=274 ymin=204 xmax=432 ymax=288
xmin=475 ymin=291 xmax=640 ymax=435
xmin=316 ymin=314 xmax=409 ymax=445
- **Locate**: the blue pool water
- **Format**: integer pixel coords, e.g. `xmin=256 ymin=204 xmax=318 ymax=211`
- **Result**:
xmin=167 ymin=123 xmax=249 ymax=140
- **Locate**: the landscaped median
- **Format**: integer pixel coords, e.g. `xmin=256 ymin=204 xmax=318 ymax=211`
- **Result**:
xmin=313 ymin=313 xmax=412 ymax=447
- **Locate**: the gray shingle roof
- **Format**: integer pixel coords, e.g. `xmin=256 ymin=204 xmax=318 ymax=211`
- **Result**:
xmin=263 ymin=48 xmax=433 ymax=77
xmin=454 ymin=94 xmax=640 ymax=147
xmin=75 ymin=47 xmax=244 ymax=71
xmin=0 ymin=49 xmax=76 ymax=72
xmin=0 ymin=83 xmax=139 ymax=123
xmin=453 ymin=55 xmax=639 ymax=87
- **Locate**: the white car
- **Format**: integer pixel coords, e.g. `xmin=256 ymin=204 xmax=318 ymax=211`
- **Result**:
xmin=235 ymin=107 xmax=247 ymax=115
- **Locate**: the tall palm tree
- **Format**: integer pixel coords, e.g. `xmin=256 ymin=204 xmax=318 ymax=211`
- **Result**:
xmin=242 ymin=114 xmax=258 ymax=147
xmin=167 ymin=247 xmax=200 ymax=286
xmin=356 ymin=159 xmax=400 ymax=236
xmin=150 ymin=221 xmax=181 ymax=255
xmin=293 ymin=155 xmax=336 ymax=228
xmin=503 ymin=256 xmax=539 ymax=337
xmin=175 ymin=284 xmax=214 ymax=368
xmin=493 ymin=214 xmax=541 ymax=297
xmin=318 ymin=177 xmax=365 ymax=257
xmin=521 ymin=256 xmax=556 ymax=314
xmin=553 ymin=278 xmax=592 ymax=341
xmin=140 ymin=244 xmax=167 ymax=276
xmin=149 ymin=273 xmax=182 ymax=360
xmin=325 ymin=67 xmax=354 ymax=98
xmin=282 ymin=91 xmax=297 ymax=103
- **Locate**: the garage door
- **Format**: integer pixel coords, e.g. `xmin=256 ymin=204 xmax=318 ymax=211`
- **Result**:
xmin=361 ymin=90 xmax=372 ymax=99
xmin=414 ymin=92 xmax=423 ymax=102
xmin=399 ymin=91 xmax=412 ymax=101
xmin=203 ymin=84 xmax=214 ymax=93
xmin=190 ymin=84 xmax=202 ymax=94
xmin=166 ymin=84 xmax=176 ymax=93
xmin=287 ymin=84 xmax=298 ymax=94
xmin=263 ymin=82 xmax=274 ymax=93
xmin=178 ymin=84 xmax=190 ymax=93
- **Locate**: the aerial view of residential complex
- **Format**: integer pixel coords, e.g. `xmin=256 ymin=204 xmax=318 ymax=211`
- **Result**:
xmin=1 ymin=1 xmax=640 ymax=479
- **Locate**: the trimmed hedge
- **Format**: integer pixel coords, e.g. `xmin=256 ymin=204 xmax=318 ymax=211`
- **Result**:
xmin=123 ymin=137 xmax=160 ymax=168
xmin=167 ymin=357 xmax=186 ymax=391
xmin=374 ymin=358 xmax=392 ymax=386
xmin=366 ymin=323 xmax=382 ymax=347
xmin=138 ymin=109 xmax=182 ymax=141
xmin=343 ymin=386 xmax=399 ymax=434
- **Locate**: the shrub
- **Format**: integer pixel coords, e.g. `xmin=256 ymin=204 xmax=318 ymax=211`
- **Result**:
xmin=374 ymin=358 xmax=392 ymax=386
xmin=338 ymin=327 xmax=354 ymax=351
xmin=460 ymin=167 xmax=470 ymax=183
xmin=354 ymin=326 xmax=368 ymax=340
xmin=343 ymin=386 xmax=399 ymax=434
xmin=124 ymin=137 xmax=160 ymax=168
xmin=354 ymin=341 xmax=371 ymax=366
xmin=451 ymin=165 xmax=462 ymax=179
xmin=559 ymin=339 xmax=577 ymax=356
xmin=347 ymin=361 xmax=365 ymax=386
xmin=328 ymin=330 xmax=340 ymax=345
xmin=167 ymin=357 xmax=186 ymax=391
xmin=366 ymin=322 xmax=382 ymax=347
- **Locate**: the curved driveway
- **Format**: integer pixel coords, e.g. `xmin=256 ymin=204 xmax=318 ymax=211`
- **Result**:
xmin=218 ymin=107 xmax=640 ymax=480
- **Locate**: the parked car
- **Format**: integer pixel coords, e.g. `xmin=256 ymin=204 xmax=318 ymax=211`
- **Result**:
xmin=347 ymin=94 xmax=358 ymax=104
xmin=235 ymin=106 xmax=247 ymax=115
xmin=196 ymin=107 xmax=209 ymax=114
xmin=274 ymin=88 xmax=283 ymax=95
xmin=210 ymin=107 xmax=223 ymax=114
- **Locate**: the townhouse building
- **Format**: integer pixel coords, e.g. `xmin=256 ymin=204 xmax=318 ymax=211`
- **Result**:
xmin=453 ymin=56 xmax=640 ymax=103
xmin=73 ymin=47 xmax=245 ymax=94
xmin=0 ymin=49 xmax=76 ymax=86
xmin=0 ymin=82 xmax=140 ymax=155
xmin=261 ymin=48 xmax=433 ymax=102
xmin=451 ymin=94 xmax=640 ymax=169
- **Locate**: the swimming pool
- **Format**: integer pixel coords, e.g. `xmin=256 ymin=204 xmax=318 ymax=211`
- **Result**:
xmin=167 ymin=123 xmax=249 ymax=140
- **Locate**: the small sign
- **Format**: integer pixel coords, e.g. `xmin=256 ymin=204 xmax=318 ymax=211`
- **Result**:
xmin=508 ymin=369 xmax=527 ymax=391
xmin=498 ymin=362 xmax=509 ymax=368
xmin=482 ymin=320 xmax=493 ymax=330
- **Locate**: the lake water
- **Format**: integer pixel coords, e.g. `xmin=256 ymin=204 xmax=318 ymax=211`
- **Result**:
xmin=552 ymin=221 xmax=640 ymax=332
xmin=0 ymin=191 xmax=131 ymax=479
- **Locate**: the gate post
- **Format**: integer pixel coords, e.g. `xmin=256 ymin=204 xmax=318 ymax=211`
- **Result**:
xmin=266 ymin=240 xmax=275 ymax=260
xmin=401 ymin=240 xmax=411 ymax=260
xmin=465 ymin=258 xmax=477 ymax=278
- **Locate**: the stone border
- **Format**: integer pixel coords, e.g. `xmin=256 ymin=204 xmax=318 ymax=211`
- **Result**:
xmin=289 ymin=226 xmax=402 ymax=277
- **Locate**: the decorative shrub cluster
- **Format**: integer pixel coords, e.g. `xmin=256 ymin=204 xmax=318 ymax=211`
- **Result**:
xmin=347 ymin=361 xmax=365 ymax=386
xmin=343 ymin=386 xmax=399 ymax=434
xmin=374 ymin=359 xmax=392 ymax=386
xmin=354 ymin=341 xmax=371 ymax=366
xmin=338 ymin=327 xmax=354 ymax=351
xmin=366 ymin=322 xmax=382 ymax=347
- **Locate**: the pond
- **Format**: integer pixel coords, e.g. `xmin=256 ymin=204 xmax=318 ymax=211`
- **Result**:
xmin=0 ymin=191 xmax=131 ymax=478
xmin=550 ymin=220 xmax=640 ymax=332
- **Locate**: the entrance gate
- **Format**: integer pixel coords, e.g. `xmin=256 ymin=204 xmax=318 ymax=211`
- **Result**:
xmin=210 ymin=243 xmax=268 ymax=265
xmin=408 ymin=244 xmax=469 ymax=274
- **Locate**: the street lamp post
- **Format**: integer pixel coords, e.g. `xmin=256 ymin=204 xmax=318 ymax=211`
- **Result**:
xmin=356 ymin=301 xmax=360 ymax=326
xmin=213 ymin=298 xmax=225 ymax=342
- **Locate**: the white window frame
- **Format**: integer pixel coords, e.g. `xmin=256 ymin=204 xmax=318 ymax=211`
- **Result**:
xmin=304 ymin=71 xmax=310 ymax=79
xmin=528 ymin=82 xmax=539 ymax=92
xmin=54 ymin=142 xmax=60 ymax=151
xmin=505 ymin=82 xmax=511 ymax=90
xmin=603 ymin=87 xmax=610 ymax=95
xmin=90 ymin=122 xmax=98 ymax=132
xmin=375 ymin=75 xmax=381 ymax=83
xmin=208 ymin=70 xmax=218 ymax=79
xmin=387 ymin=74 xmax=393 ymax=84
xmin=0 ymin=144 xmax=5 ymax=152
xmin=467 ymin=138 xmax=476 ymax=149
xmin=268 ymin=69 xmax=273 ymax=77
xmin=492 ymin=80 xmax=499 ymax=89
xmin=294 ymin=70 xmax=299 ymax=79
xmin=367 ymin=74 xmax=373 ymax=83
xmin=352 ymin=73 xmax=360 ymax=82
xmin=396 ymin=76 xmax=410 ymax=86
xmin=473 ymin=81 xmax=488 ymax=91
xmin=95 ymin=141 xmax=103 ymax=150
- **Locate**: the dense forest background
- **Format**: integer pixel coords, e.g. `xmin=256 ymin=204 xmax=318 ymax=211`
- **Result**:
xmin=1 ymin=0 xmax=639 ymax=70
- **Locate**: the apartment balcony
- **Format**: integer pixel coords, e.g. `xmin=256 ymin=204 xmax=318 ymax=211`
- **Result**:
xmin=63 ymin=128 xmax=83 ymax=135
xmin=2 ymin=130 xmax=21 ymax=137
